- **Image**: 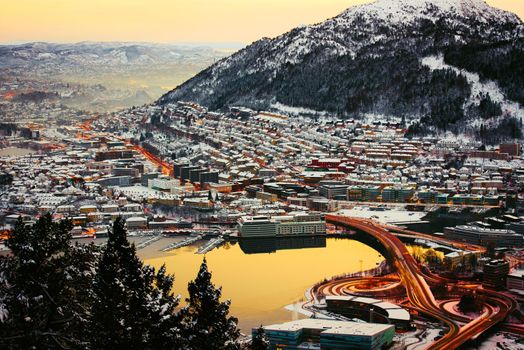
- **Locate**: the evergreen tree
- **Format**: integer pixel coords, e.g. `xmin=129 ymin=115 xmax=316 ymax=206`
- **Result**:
xmin=90 ymin=218 xmax=181 ymax=349
xmin=181 ymin=258 xmax=240 ymax=350
xmin=147 ymin=264 xmax=184 ymax=349
xmin=250 ymin=326 xmax=270 ymax=350
xmin=1 ymin=216 xmax=243 ymax=349
xmin=0 ymin=214 xmax=97 ymax=349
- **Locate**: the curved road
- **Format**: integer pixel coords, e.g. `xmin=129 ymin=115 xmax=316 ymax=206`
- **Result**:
xmin=325 ymin=215 xmax=517 ymax=350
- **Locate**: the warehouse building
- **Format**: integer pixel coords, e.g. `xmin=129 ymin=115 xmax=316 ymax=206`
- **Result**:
xmin=444 ymin=225 xmax=523 ymax=248
xmin=325 ymin=296 xmax=411 ymax=329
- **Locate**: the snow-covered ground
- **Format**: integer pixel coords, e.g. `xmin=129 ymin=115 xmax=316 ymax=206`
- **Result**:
xmin=337 ymin=207 xmax=426 ymax=224
xmin=112 ymin=185 xmax=179 ymax=202
xmin=270 ymin=102 xmax=331 ymax=117
xmin=466 ymin=333 xmax=524 ymax=350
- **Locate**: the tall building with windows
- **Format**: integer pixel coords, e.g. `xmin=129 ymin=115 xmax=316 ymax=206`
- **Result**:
xmin=483 ymin=259 xmax=510 ymax=289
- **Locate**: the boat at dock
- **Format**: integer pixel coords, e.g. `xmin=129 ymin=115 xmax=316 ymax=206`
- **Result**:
xmin=196 ymin=237 xmax=225 ymax=254
xmin=160 ymin=234 xmax=203 ymax=252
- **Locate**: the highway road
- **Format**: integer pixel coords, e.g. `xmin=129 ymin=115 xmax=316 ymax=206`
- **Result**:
xmin=325 ymin=215 xmax=517 ymax=350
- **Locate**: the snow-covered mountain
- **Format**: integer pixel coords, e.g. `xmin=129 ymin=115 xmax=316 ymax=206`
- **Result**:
xmin=159 ymin=0 xmax=523 ymax=138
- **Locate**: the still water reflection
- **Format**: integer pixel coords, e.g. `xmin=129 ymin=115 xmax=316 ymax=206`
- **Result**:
xmin=144 ymin=237 xmax=383 ymax=332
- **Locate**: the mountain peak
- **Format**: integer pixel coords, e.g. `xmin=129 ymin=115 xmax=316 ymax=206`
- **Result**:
xmin=340 ymin=0 xmax=520 ymax=25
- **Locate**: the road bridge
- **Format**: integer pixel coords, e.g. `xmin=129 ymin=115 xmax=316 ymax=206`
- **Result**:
xmin=325 ymin=215 xmax=517 ymax=350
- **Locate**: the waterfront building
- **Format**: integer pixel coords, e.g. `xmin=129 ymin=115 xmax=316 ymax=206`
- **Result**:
xmin=259 ymin=319 xmax=395 ymax=350
xmin=126 ymin=217 xmax=148 ymax=229
xmin=325 ymin=296 xmax=410 ymax=329
xmin=238 ymin=212 xmax=326 ymax=238
xmin=443 ymin=225 xmax=523 ymax=248
xmin=277 ymin=219 xmax=325 ymax=236
xmin=238 ymin=216 xmax=279 ymax=237
xmin=507 ymin=269 xmax=524 ymax=291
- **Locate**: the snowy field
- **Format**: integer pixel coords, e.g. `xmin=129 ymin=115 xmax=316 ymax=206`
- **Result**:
xmin=337 ymin=207 xmax=426 ymax=224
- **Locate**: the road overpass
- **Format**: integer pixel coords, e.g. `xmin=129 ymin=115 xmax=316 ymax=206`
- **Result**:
xmin=325 ymin=215 xmax=517 ymax=350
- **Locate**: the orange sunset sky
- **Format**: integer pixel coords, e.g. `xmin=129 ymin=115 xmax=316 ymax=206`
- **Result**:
xmin=1 ymin=0 xmax=522 ymax=44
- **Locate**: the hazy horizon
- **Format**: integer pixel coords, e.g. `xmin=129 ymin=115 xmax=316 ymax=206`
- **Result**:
xmin=0 ymin=40 xmax=247 ymax=48
xmin=1 ymin=0 xmax=522 ymax=45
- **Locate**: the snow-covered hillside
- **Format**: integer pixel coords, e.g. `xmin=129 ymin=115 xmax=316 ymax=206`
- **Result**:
xmin=158 ymin=0 xmax=523 ymax=138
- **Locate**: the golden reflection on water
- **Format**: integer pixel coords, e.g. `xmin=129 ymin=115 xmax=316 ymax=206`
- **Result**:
xmin=144 ymin=238 xmax=382 ymax=332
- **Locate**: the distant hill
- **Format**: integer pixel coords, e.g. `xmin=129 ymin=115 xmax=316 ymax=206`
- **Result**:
xmin=0 ymin=42 xmax=230 ymax=112
xmin=0 ymin=42 xmax=225 ymax=73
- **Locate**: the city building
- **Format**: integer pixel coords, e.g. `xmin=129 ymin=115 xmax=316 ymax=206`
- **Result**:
xmin=237 ymin=216 xmax=279 ymax=238
xmin=381 ymin=187 xmax=414 ymax=203
xmin=483 ymin=259 xmax=510 ymax=289
xmin=256 ymin=191 xmax=278 ymax=203
xmin=443 ymin=225 xmax=524 ymax=248
xmin=325 ymin=296 xmax=411 ymax=329
xmin=507 ymin=269 xmax=524 ymax=291
xmin=259 ymin=319 xmax=395 ymax=350
xmin=238 ymin=212 xmax=326 ymax=238
xmin=499 ymin=143 xmax=520 ymax=156
xmin=319 ymin=183 xmax=349 ymax=200
xmin=141 ymin=172 xmax=159 ymax=187
xmin=126 ymin=217 xmax=148 ymax=229
xmin=97 ymin=175 xmax=132 ymax=187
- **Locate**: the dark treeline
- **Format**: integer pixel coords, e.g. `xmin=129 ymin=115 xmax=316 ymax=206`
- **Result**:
xmin=0 ymin=215 xmax=269 ymax=350
xmin=478 ymin=117 xmax=523 ymax=145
